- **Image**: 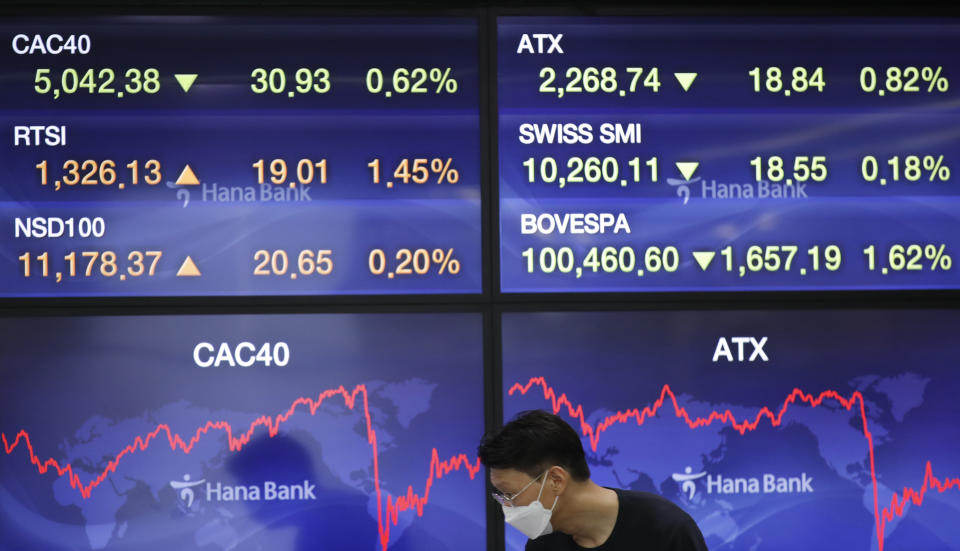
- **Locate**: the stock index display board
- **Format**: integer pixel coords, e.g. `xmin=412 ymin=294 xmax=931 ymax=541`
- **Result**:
xmin=499 ymin=18 xmax=960 ymax=293
xmin=2 ymin=17 xmax=481 ymax=297
xmin=5 ymin=17 xmax=960 ymax=297
xmin=0 ymin=313 xmax=486 ymax=551
xmin=502 ymin=309 xmax=960 ymax=550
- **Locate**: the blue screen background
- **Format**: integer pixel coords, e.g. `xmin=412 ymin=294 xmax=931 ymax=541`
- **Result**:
xmin=0 ymin=17 xmax=482 ymax=296
xmin=0 ymin=313 xmax=486 ymax=551
xmin=499 ymin=18 xmax=960 ymax=292
xmin=502 ymin=309 xmax=960 ymax=550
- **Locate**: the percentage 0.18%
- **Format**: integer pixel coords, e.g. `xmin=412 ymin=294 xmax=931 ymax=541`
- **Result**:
xmin=368 ymin=248 xmax=461 ymax=278
xmin=368 ymin=158 xmax=459 ymax=189
xmin=861 ymin=155 xmax=951 ymax=185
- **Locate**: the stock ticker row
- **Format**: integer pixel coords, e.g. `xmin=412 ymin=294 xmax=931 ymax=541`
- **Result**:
xmin=2 ymin=16 xmax=958 ymax=297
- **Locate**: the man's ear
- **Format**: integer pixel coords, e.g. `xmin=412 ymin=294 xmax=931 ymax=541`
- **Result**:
xmin=546 ymin=465 xmax=570 ymax=494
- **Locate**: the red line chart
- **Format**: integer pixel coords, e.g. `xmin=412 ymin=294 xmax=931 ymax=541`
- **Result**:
xmin=509 ymin=376 xmax=960 ymax=551
xmin=2 ymin=383 xmax=482 ymax=551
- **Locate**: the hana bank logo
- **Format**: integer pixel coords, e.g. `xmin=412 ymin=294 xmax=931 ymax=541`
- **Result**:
xmin=672 ymin=466 xmax=815 ymax=498
xmin=170 ymin=474 xmax=206 ymax=509
xmin=671 ymin=466 xmax=707 ymax=500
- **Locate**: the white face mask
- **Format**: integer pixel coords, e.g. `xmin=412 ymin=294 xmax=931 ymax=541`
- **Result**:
xmin=502 ymin=471 xmax=558 ymax=540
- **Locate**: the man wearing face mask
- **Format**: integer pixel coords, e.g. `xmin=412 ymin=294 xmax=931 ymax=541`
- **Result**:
xmin=478 ymin=410 xmax=708 ymax=550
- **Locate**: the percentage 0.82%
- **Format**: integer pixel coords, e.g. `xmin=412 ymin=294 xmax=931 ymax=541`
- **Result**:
xmin=368 ymin=248 xmax=461 ymax=278
xmin=365 ymin=67 xmax=458 ymax=97
xmin=860 ymin=66 xmax=949 ymax=95
xmin=368 ymin=158 xmax=459 ymax=189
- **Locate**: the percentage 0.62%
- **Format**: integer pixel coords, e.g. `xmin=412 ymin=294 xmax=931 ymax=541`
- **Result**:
xmin=365 ymin=67 xmax=458 ymax=97
xmin=368 ymin=248 xmax=461 ymax=279
xmin=368 ymin=158 xmax=459 ymax=189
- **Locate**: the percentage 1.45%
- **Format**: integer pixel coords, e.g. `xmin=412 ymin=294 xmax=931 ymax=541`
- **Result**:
xmin=368 ymin=158 xmax=459 ymax=188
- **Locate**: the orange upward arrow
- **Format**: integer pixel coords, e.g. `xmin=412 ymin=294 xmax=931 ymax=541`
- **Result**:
xmin=176 ymin=256 xmax=201 ymax=277
xmin=175 ymin=165 xmax=200 ymax=186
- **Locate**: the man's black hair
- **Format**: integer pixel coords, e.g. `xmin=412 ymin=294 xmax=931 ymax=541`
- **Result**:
xmin=478 ymin=410 xmax=590 ymax=481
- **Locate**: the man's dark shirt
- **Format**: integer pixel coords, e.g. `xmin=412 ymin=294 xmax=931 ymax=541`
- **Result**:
xmin=525 ymin=489 xmax=708 ymax=550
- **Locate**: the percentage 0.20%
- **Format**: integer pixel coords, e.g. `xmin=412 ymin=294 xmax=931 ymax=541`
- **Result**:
xmin=368 ymin=158 xmax=459 ymax=189
xmin=365 ymin=67 xmax=458 ymax=97
xmin=368 ymin=248 xmax=461 ymax=278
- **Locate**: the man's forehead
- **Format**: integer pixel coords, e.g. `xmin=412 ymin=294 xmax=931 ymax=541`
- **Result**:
xmin=489 ymin=468 xmax=530 ymax=490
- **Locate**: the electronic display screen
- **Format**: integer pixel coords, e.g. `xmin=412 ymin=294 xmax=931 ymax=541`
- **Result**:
xmin=498 ymin=18 xmax=960 ymax=293
xmin=1 ymin=17 xmax=481 ymax=297
xmin=0 ymin=313 xmax=485 ymax=550
xmin=502 ymin=309 xmax=959 ymax=550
